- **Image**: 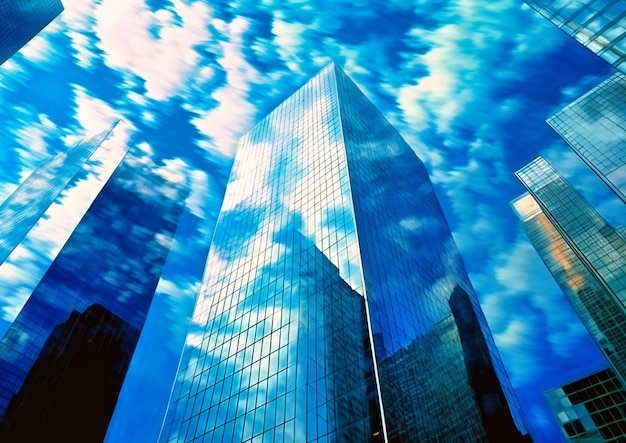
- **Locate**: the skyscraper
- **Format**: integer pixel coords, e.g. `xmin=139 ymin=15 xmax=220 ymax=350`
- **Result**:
xmin=522 ymin=0 xmax=626 ymax=73
xmin=0 ymin=0 xmax=64 ymax=65
xmin=546 ymin=72 xmax=626 ymax=203
xmin=545 ymin=368 xmax=626 ymax=441
xmin=159 ymin=63 xmax=528 ymax=442
xmin=515 ymin=157 xmax=626 ymax=305
xmin=0 ymin=121 xmax=124 ymax=264
xmin=511 ymin=192 xmax=626 ymax=383
xmin=0 ymin=140 xmax=189 ymax=441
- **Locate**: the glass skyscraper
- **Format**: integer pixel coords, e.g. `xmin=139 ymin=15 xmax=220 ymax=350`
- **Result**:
xmin=0 ymin=0 xmax=63 ymax=65
xmin=547 ymin=72 xmax=626 ymax=203
xmin=159 ymin=63 xmax=529 ymax=442
xmin=0 ymin=121 xmax=123 ymax=265
xmin=522 ymin=0 xmax=626 ymax=73
xmin=511 ymin=192 xmax=626 ymax=383
xmin=516 ymin=157 xmax=626 ymax=305
xmin=545 ymin=368 xmax=626 ymax=441
xmin=0 ymin=139 xmax=189 ymax=441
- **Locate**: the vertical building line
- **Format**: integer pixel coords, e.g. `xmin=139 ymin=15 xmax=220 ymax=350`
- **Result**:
xmin=330 ymin=62 xmax=389 ymax=443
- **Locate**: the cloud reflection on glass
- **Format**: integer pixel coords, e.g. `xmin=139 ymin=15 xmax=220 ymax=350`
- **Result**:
xmin=0 ymin=127 xmax=189 ymax=442
xmin=160 ymin=64 xmax=530 ymax=442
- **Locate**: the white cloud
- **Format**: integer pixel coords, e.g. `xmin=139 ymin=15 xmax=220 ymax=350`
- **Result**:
xmin=12 ymin=112 xmax=58 ymax=180
xmin=72 ymin=85 xmax=123 ymax=134
xmin=94 ymin=0 xmax=212 ymax=101
xmin=17 ymin=29 xmax=56 ymax=64
xmin=191 ymin=17 xmax=260 ymax=157
xmin=187 ymin=169 xmax=210 ymax=218
xmin=272 ymin=16 xmax=307 ymax=74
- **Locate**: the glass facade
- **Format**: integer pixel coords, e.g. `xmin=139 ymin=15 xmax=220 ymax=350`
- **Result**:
xmin=0 ymin=121 xmax=121 ymax=265
xmin=160 ymin=63 xmax=529 ymax=442
xmin=0 ymin=142 xmax=189 ymax=442
xmin=512 ymin=193 xmax=626 ymax=384
xmin=516 ymin=157 xmax=626 ymax=306
xmin=522 ymin=0 xmax=626 ymax=73
xmin=547 ymin=72 xmax=626 ymax=203
xmin=546 ymin=368 xmax=626 ymax=441
xmin=0 ymin=0 xmax=63 ymax=65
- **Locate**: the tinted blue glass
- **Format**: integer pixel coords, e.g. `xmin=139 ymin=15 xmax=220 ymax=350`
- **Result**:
xmin=335 ymin=65 xmax=528 ymax=441
xmin=546 ymin=368 xmax=626 ymax=441
xmin=523 ymin=0 xmax=626 ymax=73
xmin=547 ymin=72 xmax=626 ymax=204
xmin=160 ymin=63 xmax=528 ymax=442
xmin=515 ymin=159 xmax=626 ymax=386
xmin=513 ymin=192 xmax=626 ymax=386
xmin=0 ymin=136 xmax=188 ymax=441
xmin=0 ymin=0 xmax=63 ymax=65
xmin=161 ymin=64 xmax=378 ymax=443
xmin=0 ymin=123 xmax=118 ymax=264
xmin=516 ymin=157 xmax=626 ymax=304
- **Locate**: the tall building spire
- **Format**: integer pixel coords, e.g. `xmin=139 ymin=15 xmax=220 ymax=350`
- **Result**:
xmin=159 ymin=64 xmax=529 ymax=442
xmin=0 ymin=125 xmax=189 ymax=442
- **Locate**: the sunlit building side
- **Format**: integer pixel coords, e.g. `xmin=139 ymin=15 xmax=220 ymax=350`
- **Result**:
xmin=0 ymin=140 xmax=189 ymax=442
xmin=0 ymin=122 xmax=121 ymax=265
xmin=547 ymin=72 xmax=626 ymax=203
xmin=0 ymin=0 xmax=63 ymax=65
xmin=516 ymin=157 xmax=626 ymax=306
xmin=546 ymin=368 xmax=626 ymax=441
xmin=512 ymin=192 xmax=626 ymax=384
xmin=522 ymin=0 xmax=625 ymax=73
xmin=159 ymin=63 xmax=529 ymax=442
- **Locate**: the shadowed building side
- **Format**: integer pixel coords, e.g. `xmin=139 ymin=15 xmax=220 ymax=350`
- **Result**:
xmin=0 ymin=304 xmax=139 ymax=442
xmin=0 ymin=0 xmax=64 ymax=65
xmin=0 ymin=139 xmax=189 ymax=442
xmin=546 ymin=368 xmax=626 ymax=441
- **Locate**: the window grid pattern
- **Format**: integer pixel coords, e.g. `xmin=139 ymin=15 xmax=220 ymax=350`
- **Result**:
xmin=512 ymin=193 xmax=626 ymax=385
xmin=0 ymin=0 xmax=63 ymax=64
xmin=547 ymin=72 xmax=626 ymax=203
xmin=524 ymin=0 xmax=626 ymax=72
xmin=335 ymin=67 xmax=527 ymax=442
xmin=546 ymin=369 xmax=626 ymax=441
xmin=160 ymin=64 xmax=379 ymax=443
xmin=516 ymin=157 xmax=626 ymax=321
xmin=0 ymin=142 xmax=188 ymax=441
xmin=160 ymin=64 xmax=528 ymax=442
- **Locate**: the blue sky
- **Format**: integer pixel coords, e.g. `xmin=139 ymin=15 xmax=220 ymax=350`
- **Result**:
xmin=0 ymin=0 xmax=623 ymax=441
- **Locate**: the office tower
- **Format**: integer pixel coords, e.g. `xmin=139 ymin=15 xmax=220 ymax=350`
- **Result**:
xmin=516 ymin=157 xmax=626 ymax=305
xmin=511 ymin=192 xmax=626 ymax=383
xmin=547 ymin=72 xmax=626 ymax=203
xmin=0 ymin=0 xmax=64 ymax=65
xmin=0 ymin=142 xmax=189 ymax=442
xmin=0 ymin=122 xmax=122 ymax=265
xmin=159 ymin=63 xmax=529 ymax=442
xmin=545 ymin=368 xmax=626 ymax=441
xmin=522 ymin=0 xmax=625 ymax=73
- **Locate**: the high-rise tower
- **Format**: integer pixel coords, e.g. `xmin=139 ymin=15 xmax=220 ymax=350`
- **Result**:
xmin=511 ymin=191 xmax=626 ymax=384
xmin=159 ymin=63 xmax=529 ymax=442
xmin=516 ymin=157 xmax=626 ymax=306
xmin=0 ymin=122 xmax=123 ymax=264
xmin=546 ymin=72 xmax=626 ymax=203
xmin=522 ymin=0 xmax=625 ymax=73
xmin=0 ymin=136 xmax=189 ymax=441
xmin=0 ymin=0 xmax=64 ymax=65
